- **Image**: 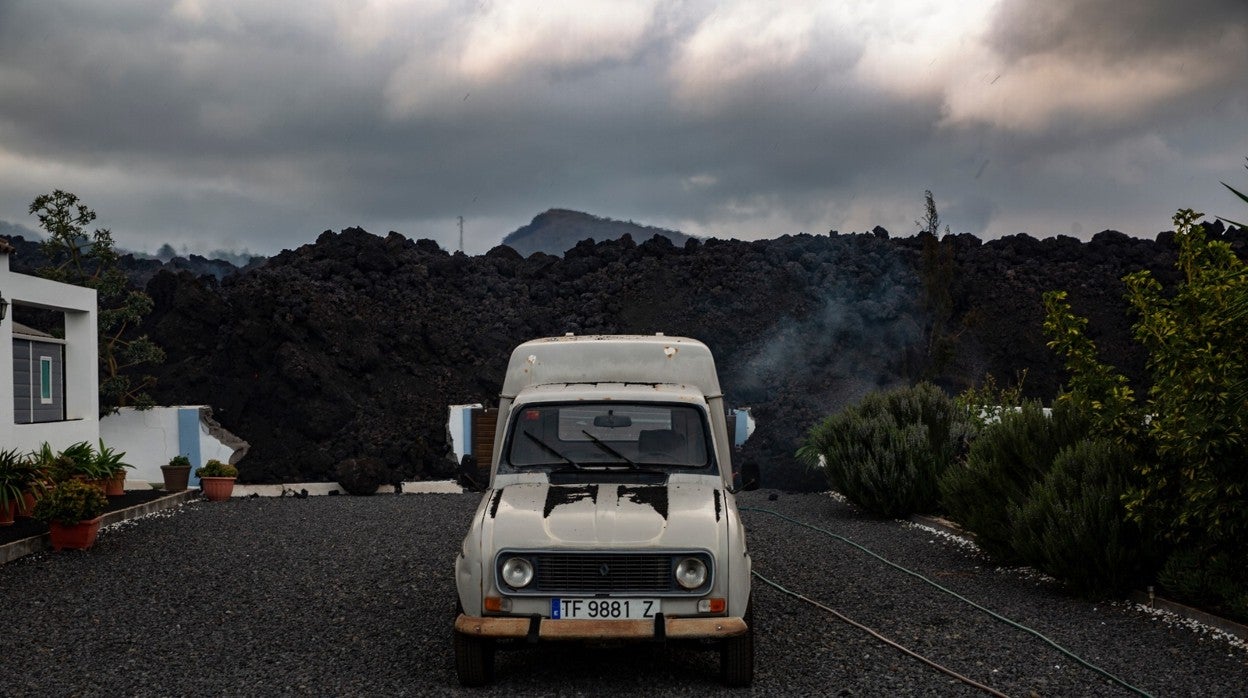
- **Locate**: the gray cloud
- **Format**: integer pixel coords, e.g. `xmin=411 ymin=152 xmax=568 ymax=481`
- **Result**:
xmin=0 ymin=1 xmax=1244 ymax=256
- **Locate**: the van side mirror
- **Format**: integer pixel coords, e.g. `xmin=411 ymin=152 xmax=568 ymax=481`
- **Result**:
xmin=734 ymin=461 xmax=761 ymax=492
xmin=458 ymin=454 xmax=487 ymax=493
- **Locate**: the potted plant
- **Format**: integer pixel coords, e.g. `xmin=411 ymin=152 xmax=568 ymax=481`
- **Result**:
xmin=20 ymin=444 xmax=59 ymax=517
xmin=195 ymin=460 xmax=239 ymax=502
xmin=49 ymin=441 xmax=110 ymax=492
xmin=161 ymin=455 xmax=192 ymax=492
xmin=0 ymin=448 xmax=44 ymax=525
xmin=94 ymin=440 xmax=133 ymax=496
xmin=33 ymin=479 xmax=109 ymax=550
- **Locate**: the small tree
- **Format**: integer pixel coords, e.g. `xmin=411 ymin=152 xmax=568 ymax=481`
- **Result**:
xmin=29 ymin=190 xmax=164 ymax=413
xmin=1042 ymin=207 xmax=1248 ymax=619
xmin=1119 ymin=209 xmax=1248 ymax=549
xmin=915 ymin=190 xmax=957 ymax=378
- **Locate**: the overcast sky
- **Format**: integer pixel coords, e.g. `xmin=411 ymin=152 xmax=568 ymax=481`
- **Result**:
xmin=0 ymin=1 xmax=1245 ymax=257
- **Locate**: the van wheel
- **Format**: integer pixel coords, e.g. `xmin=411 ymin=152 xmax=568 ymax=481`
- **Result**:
xmin=454 ymin=630 xmax=495 ymax=687
xmin=720 ymin=602 xmax=754 ymax=687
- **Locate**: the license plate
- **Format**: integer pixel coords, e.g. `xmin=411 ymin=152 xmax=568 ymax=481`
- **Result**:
xmin=551 ymin=598 xmax=661 ymax=620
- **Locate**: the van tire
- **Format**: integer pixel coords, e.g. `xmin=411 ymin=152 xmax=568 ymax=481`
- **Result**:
xmin=453 ymin=630 xmax=495 ymax=687
xmin=720 ymin=601 xmax=754 ymax=687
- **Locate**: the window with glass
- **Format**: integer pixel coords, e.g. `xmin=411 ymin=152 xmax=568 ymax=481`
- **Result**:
xmin=39 ymin=356 xmax=53 ymax=404
xmin=506 ymin=403 xmax=712 ymax=470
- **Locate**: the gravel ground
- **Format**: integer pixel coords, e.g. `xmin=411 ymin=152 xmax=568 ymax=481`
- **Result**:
xmin=1 ymin=489 xmax=1244 ymax=696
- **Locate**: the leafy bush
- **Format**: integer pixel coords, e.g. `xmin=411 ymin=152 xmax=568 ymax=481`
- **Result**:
xmin=167 ymin=454 xmax=191 ymax=468
xmin=195 ymin=459 xmax=238 ymax=478
xmin=1010 ymin=438 xmax=1152 ymax=597
xmin=938 ymin=401 xmax=1089 ymax=562
xmin=336 ymin=457 xmax=390 ymax=496
xmin=798 ymin=383 xmax=972 ymax=517
xmin=1120 ymin=210 xmax=1248 ymax=551
xmin=1043 ymin=208 xmax=1248 ymax=607
xmin=1158 ymin=549 xmax=1248 ymax=623
xmin=33 ymin=479 xmax=109 ymax=525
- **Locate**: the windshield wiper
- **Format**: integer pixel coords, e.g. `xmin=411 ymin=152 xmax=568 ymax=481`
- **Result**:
xmin=524 ymin=431 xmax=583 ymax=469
xmin=580 ymin=430 xmax=642 ymax=469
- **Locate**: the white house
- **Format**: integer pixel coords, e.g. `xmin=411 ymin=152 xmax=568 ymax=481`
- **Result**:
xmin=0 ymin=240 xmax=100 ymax=452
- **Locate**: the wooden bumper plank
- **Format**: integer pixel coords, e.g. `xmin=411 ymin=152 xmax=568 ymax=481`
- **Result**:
xmin=455 ymin=614 xmax=748 ymax=640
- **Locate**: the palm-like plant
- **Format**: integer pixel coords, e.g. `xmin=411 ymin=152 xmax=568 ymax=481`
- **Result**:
xmin=94 ymin=439 xmax=132 ymax=479
xmin=0 ymin=448 xmax=44 ymax=512
xmin=44 ymin=441 xmax=109 ymax=482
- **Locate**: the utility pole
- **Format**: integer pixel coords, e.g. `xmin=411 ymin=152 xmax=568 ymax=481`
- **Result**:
xmin=458 ymin=216 xmax=464 ymax=252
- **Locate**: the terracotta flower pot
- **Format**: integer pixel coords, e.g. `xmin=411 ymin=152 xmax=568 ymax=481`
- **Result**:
xmin=49 ymin=516 xmax=104 ymax=551
xmin=16 ymin=490 xmax=38 ymax=518
xmin=200 ymin=476 xmax=236 ymax=502
xmin=0 ymin=499 xmax=15 ymax=526
xmin=161 ymin=464 xmax=191 ymax=492
xmin=106 ymin=472 xmax=126 ymax=496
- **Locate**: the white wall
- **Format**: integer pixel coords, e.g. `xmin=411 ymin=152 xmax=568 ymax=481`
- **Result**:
xmin=447 ymin=404 xmax=482 ymax=462
xmin=0 ymin=250 xmax=99 ymax=453
xmin=100 ymin=406 xmax=240 ymax=485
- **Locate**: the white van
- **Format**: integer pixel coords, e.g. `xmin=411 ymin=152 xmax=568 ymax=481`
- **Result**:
xmin=453 ymin=334 xmax=758 ymax=686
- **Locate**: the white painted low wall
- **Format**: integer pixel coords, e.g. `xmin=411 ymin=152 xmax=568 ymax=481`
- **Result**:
xmin=100 ymin=406 xmax=240 ymax=485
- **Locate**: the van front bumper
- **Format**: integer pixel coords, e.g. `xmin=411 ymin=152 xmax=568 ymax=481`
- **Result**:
xmin=455 ymin=613 xmax=748 ymax=641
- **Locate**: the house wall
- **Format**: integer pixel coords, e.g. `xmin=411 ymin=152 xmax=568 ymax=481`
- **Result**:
xmin=99 ymin=406 xmax=242 ymax=486
xmin=0 ymin=250 xmax=99 ymax=453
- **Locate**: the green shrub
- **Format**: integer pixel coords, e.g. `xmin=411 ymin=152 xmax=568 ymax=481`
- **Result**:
xmin=798 ymin=383 xmax=971 ymax=517
xmin=938 ymin=400 xmax=1089 ymax=562
xmin=1158 ymin=549 xmax=1248 ymax=624
xmin=195 ymin=459 xmax=238 ymax=478
xmin=336 ymin=457 xmax=389 ymax=496
xmin=33 ymin=479 xmax=109 ymax=525
xmin=1010 ymin=438 xmax=1152 ymax=597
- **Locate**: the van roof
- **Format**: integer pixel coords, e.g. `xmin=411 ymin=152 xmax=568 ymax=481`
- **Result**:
xmin=501 ymin=335 xmax=722 ymax=399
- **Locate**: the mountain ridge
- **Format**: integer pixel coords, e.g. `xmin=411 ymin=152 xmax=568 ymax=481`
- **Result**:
xmin=501 ymin=209 xmax=694 ymax=256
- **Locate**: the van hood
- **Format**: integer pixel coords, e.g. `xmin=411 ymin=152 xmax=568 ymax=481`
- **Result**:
xmin=482 ymin=481 xmax=725 ymax=550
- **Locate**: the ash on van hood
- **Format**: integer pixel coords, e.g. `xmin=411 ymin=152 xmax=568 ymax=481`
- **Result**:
xmin=482 ymin=482 xmax=724 ymax=548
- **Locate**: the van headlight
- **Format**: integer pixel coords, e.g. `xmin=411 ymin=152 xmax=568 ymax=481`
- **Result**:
xmin=501 ymin=557 xmax=534 ymax=588
xmin=675 ymin=557 xmax=707 ymax=590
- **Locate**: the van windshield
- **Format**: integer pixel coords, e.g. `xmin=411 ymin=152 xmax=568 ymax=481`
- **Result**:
xmin=506 ymin=403 xmax=712 ymax=469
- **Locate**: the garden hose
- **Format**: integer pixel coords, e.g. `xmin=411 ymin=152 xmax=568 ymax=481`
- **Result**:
xmin=751 ymin=568 xmax=1010 ymax=697
xmin=740 ymin=506 xmax=1154 ymax=698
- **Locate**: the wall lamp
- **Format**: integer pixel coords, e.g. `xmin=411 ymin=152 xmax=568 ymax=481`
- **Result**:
xmin=0 ymin=290 xmax=7 ymax=321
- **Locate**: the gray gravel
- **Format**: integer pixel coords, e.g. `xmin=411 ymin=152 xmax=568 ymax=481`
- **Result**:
xmin=1 ymin=490 xmax=1244 ymax=696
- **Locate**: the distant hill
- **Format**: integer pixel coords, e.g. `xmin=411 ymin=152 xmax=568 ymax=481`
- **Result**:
xmin=501 ymin=209 xmax=693 ymax=256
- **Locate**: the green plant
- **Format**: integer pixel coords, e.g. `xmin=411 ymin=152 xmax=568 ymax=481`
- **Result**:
xmin=1045 ymin=209 xmax=1248 ymax=549
xmin=94 ymin=439 xmax=132 ymax=478
xmin=33 ymin=479 xmax=109 ymax=525
xmin=1119 ymin=210 xmax=1248 ymax=551
xmin=1157 ymin=549 xmax=1248 ymax=623
xmin=955 ymin=370 xmax=1028 ymax=428
xmin=915 ymin=190 xmax=958 ymax=379
xmin=798 ymin=383 xmax=972 ymax=517
xmin=167 ymin=454 xmax=191 ymax=468
xmin=938 ymin=400 xmax=1090 ymax=562
xmin=195 ymin=459 xmax=238 ymax=478
xmin=46 ymin=441 xmax=109 ymax=482
xmin=0 ymin=448 xmax=45 ymax=509
xmin=1009 ymin=438 xmax=1153 ymax=597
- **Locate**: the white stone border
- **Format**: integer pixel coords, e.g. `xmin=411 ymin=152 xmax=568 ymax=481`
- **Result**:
xmin=229 ymin=480 xmax=463 ymax=497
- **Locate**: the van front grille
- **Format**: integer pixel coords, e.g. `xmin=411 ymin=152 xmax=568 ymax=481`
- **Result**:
xmin=496 ymin=551 xmax=712 ymax=595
